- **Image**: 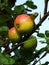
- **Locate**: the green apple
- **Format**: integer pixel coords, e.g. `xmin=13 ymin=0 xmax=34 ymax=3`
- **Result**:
xmin=14 ymin=14 xmax=35 ymax=34
xmin=23 ymin=35 xmax=37 ymax=51
xmin=8 ymin=27 xmax=21 ymax=43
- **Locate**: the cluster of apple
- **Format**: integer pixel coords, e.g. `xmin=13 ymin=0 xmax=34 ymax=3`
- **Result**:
xmin=8 ymin=14 xmax=37 ymax=50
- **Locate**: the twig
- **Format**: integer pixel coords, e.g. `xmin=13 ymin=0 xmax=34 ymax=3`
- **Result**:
xmin=44 ymin=0 xmax=48 ymax=14
xmin=36 ymin=11 xmax=49 ymax=28
xmin=4 ymin=43 xmax=23 ymax=54
xmin=33 ymin=59 xmax=38 ymax=65
xmin=32 ymin=51 xmax=48 ymax=65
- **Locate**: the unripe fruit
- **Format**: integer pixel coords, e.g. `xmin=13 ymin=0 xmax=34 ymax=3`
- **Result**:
xmin=8 ymin=27 xmax=20 ymax=43
xmin=23 ymin=35 xmax=37 ymax=51
xmin=14 ymin=14 xmax=34 ymax=34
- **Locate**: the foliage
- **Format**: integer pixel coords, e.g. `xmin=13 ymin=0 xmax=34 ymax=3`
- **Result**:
xmin=0 ymin=0 xmax=49 ymax=65
xmin=0 ymin=53 xmax=15 ymax=64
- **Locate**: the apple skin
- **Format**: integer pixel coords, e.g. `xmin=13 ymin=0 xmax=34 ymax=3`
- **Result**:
xmin=23 ymin=35 xmax=37 ymax=51
xmin=14 ymin=14 xmax=34 ymax=34
xmin=8 ymin=27 xmax=21 ymax=43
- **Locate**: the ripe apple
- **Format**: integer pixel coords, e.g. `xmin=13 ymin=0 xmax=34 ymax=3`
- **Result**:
xmin=23 ymin=35 xmax=37 ymax=51
xmin=14 ymin=14 xmax=34 ymax=34
xmin=8 ymin=27 xmax=21 ymax=43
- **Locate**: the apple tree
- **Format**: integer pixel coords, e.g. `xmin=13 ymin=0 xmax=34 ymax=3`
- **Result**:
xmin=0 ymin=0 xmax=49 ymax=65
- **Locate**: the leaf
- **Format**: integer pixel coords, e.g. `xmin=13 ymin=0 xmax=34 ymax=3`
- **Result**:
xmin=45 ymin=30 xmax=49 ymax=37
xmin=0 ymin=0 xmax=8 ymax=10
xmin=0 ymin=53 xmax=15 ymax=64
xmin=36 ymin=47 xmax=47 ymax=55
xmin=31 ymin=5 xmax=37 ymax=9
xmin=39 ymin=41 xmax=46 ymax=43
xmin=0 ymin=39 xmax=4 ymax=46
xmin=14 ymin=49 xmax=22 ymax=61
xmin=4 ymin=0 xmax=8 ymax=6
xmin=1 ymin=0 xmax=3 ymax=3
xmin=45 ymin=37 xmax=49 ymax=44
xmin=25 ymin=1 xmax=37 ymax=9
xmin=14 ymin=5 xmax=25 ymax=15
xmin=32 ymin=47 xmax=47 ymax=61
xmin=0 ymin=11 xmax=12 ymax=26
xmin=37 ymin=33 xmax=45 ymax=38
xmin=0 ymin=26 xmax=9 ymax=36
xmin=5 ymin=54 xmax=15 ymax=64
xmin=8 ymin=0 xmax=16 ymax=8
xmin=0 ymin=12 xmax=7 ymax=25
xmin=19 ymin=48 xmax=34 ymax=64
xmin=4 ymin=6 xmax=14 ymax=16
xmin=0 ymin=53 xmax=9 ymax=64
xmin=0 ymin=26 xmax=9 ymax=32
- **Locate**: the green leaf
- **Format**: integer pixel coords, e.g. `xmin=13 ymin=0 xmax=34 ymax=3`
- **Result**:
xmin=35 ymin=47 xmax=47 ymax=56
xmin=0 ymin=26 xmax=9 ymax=32
xmin=39 ymin=41 xmax=46 ymax=43
xmin=0 ymin=26 xmax=9 ymax=36
xmin=0 ymin=12 xmax=7 ymax=25
xmin=0 ymin=53 xmax=15 ymax=64
xmin=0 ymin=39 xmax=4 ymax=46
xmin=45 ymin=37 xmax=49 ymax=44
xmin=14 ymin=5 xmax=25 ymax=15
xmin=0 ymin=53 xmax=9 ymax=64
xmin=19 ymin=48 xmax=34 ymax=64
xmin=5 ymin=55 xmax=15 ymax=64
xmin=32 ymin=47 xmax=47 ymax=61
xmin=25 ymin=1 xmax=34 ymax=6
xmin=4 ymin=6 xmax=14 ymax=16
xmin=45 ymin=30 xmax=49 ymax=37
xmin=8 ymin=0 xmax=16 ymax=8
xmin=14 ymin=49 xmax=22 ymax=61
xmin=31 ymin=4 xmax=37 ymax=9
xmin=0 ymin=0 xmax=8 ymax=9
xmin=25 ymin=1 xmax=37 ymax=9
xmin=37 ymin=33 xmax=45 ymax=38
xmin=0 ymin=11 xmax=12 ymax=26
xmin=1 ymin=0 xmax=3 ymax=3
xmin=4 ymin=0 xmax=8 ymax=6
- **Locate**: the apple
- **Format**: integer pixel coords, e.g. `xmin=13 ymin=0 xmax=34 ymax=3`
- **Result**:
xmin=23 ymin=35 xmax=37 ymax=51
xmin=14 ymin=14 xmax=34 ymax=34
xmin=8 ymin=27 xmax=21 ymax=43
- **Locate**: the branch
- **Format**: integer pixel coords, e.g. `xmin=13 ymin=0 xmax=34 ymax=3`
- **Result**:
xmin=44 ymin=0 xmax=48 ymax=14
xmin=32 ymin=51 xmax=48 ymax=65
xmin=4 ymin=43 xmax=23 ymax=54
xmin=36 ymin=11 xmax=49 ymax=29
